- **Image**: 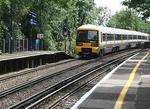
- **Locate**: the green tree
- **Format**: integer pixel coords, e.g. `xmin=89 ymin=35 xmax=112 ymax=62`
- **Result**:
xmin=107 ymin=9 xmax=140 ymax=30
xmin=123 ymin=0 xmax=150 ymax=19
xmin=138 ymin=20 xmax=150 ymax=33
xmin=92 ymin=7 xmax=111 ymax=25
xmin=107 ymin=9 xmax=150 ymax=33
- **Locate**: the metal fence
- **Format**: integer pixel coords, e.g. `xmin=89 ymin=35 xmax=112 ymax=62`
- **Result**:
xmin=0 ymin=38 xmax=44 ymax=54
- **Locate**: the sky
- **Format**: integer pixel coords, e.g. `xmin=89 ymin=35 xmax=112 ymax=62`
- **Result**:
xmin=94 ymin=0 xmax=125 ymax=15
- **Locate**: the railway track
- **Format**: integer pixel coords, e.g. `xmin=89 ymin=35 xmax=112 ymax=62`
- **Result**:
xmin=0 ymin=59 xmax=86 ymax=91
xmin=0 ymin=49 xmax=138 ymax=92
xmin=10 ymin=49 xmax=140 ymax=109
xmin=25 ymin=64 xmax=113 ymax=109
xmin=0 ymin=49 xmax=141 ymax=108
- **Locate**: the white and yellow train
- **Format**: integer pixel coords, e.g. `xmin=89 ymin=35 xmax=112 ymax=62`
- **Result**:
xmin=75 ymin=24 xmax=149 ymax=57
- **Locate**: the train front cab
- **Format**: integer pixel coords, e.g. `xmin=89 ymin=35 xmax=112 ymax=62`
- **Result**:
xmin=75 ymin=29 xmax=100 ymax=58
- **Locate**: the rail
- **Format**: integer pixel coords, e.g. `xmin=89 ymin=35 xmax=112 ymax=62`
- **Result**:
xmin=0 ymin=56 xmax=103 ymax=98
xmin=10 ymin=50 xmax=140 ymax=109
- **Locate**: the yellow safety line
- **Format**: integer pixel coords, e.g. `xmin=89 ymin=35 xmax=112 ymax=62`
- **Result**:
xmin=114 ymin=52 xmax=149 ymax=109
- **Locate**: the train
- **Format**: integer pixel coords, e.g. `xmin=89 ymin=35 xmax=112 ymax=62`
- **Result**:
xmin=75 ymin=24 xmax=149 ymax=58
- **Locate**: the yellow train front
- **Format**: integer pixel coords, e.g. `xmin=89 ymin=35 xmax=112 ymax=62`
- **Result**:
xmin=75 ymin=26 xmax=100 ymax=58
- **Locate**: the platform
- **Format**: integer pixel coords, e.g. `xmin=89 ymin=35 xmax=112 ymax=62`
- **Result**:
xmin=0 ymin=51 xmax=64 ymax=62
xmin=0 ymin=51 xmax=70 ymax=74
xmin=72 ymin=50 xmax=150 ymax=109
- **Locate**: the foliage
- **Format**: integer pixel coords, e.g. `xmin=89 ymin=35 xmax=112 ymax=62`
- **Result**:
xmin=0 ymin=0 xmax=102 ymax=53
xmin=123 ymin=0 xmax=150 ymax=19
xmin=93 ymin=7 xmax=111 ymax=25
xmin=107 ymin=9 xmax=150 ymax=33
xmin=138 ymin=19 xmax=150 ymax=34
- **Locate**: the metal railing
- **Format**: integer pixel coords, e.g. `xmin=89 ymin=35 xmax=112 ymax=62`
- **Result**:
xmin=0 ymin=38 xmax=44 ymax=54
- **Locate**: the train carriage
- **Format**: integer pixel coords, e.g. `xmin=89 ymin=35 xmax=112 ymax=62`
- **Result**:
xmin=75 ymin=24 xmax=149 ymax=57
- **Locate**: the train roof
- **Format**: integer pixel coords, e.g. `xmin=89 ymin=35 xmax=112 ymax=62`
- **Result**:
xmin=77 ymin=24 xmax=149 ymax=37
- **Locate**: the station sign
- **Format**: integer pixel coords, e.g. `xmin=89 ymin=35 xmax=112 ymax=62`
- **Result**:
xmin=27 ymin=11 xmax=38 ymax=26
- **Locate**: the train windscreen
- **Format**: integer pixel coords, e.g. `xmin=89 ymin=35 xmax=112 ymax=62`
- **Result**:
xmin=76 ymin=30 xmax=98 ymax=43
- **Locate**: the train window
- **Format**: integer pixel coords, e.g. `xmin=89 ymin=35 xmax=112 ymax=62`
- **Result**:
xmin=115 ymin=34 xmax=121 ymax=40
xmin=126 ymin=35 xmax=128 ymax=40
xmin=128 ymin=35 xmax=133 ymax=40
xmin=133 ymin=35 xmax=137 ymax=39
xmin=103 ymin=34 xmax=107 ymax=41
xmin=107 ymin=34 xmax=114 ymax=41
xmin=77 ymin=30 xmax=98 ymax=43
xmin=143 ymin=36 xmax=147 ymax=40
xmin=138 ymin=35 xmax=142 ymax=39
xmin=122 ymin=35 xmax=127 ymax=40
xmin=88 ymin=31 xmax=98 ymax=41
xmin=141 ymin=36 xmax=143 ymax=40
xmin=141 ymin=36 xmax=145 ymax=40
xmin=145 ymin=36 xmax=148 ymax=40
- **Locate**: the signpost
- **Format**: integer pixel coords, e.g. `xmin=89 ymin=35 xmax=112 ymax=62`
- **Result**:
xmin=36 ymin=34 xmax=44 ymax=50
xmin=26 ymin=11 xmax=39 ymax=50
xmin=63 ymin=26 xmax=68 ymax=53
xmin=63 ymin=24 xmax=71 ymax=53
xmin=37 ymin=34 xmax=44 ymax=39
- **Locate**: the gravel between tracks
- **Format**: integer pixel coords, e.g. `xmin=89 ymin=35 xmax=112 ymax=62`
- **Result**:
xmin=0 ymin=59 xmax=87 ymax=92
xmin=33 ymin=68 xmax=109 ymax=109
xmin=53 ymin=75 xmax=104 ymax=109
